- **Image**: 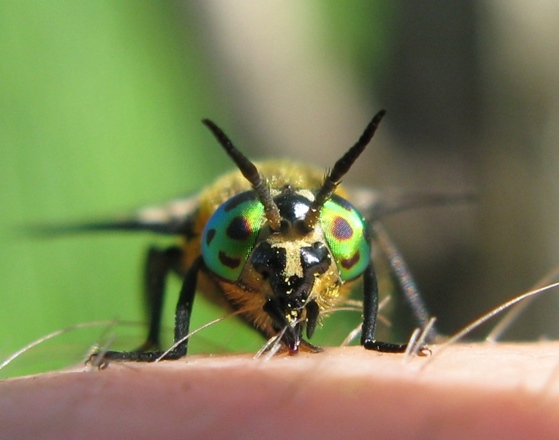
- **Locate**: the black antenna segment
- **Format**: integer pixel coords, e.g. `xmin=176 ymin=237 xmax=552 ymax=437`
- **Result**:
xmin=202 ymin=119 xmax=282 ymax=231
xmin=303 ymin=109 xmax=387 ymax=230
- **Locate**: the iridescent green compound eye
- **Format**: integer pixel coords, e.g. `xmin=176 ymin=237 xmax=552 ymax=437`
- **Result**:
xmin=320 ymin=194 xmax=371 ymax=281
xmin=202 ymin=191 xmax=265 ymax=281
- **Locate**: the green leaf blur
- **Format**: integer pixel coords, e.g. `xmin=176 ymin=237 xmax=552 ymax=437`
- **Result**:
xmin=0 ymin=2 xmax=237 ymax=378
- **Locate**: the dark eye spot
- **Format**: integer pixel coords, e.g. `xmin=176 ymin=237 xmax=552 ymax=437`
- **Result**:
xmin=205 ymin=228 xmax=216 ymax=246
xmin=341 ymin=251 xmax=360 ymax=269
xmin=332 ymin=216 xmax=353 ymax=240
xmin=226 ymin=216 xmax=252 ymax=241
xmin=218 ymin=251 xmax=241 ymax=269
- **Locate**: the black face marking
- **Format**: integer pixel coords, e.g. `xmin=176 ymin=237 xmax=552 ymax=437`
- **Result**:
xmin=223 ymin=191 xmax=257 ymax=212
xmin=254 ymin=242 xmax=331 ymax=307
xmin=218 ymin=250 xmax=241 ymax=269
xmin=255 ymin=241 xmax=332 ymax=351
xmin=332 ymin=216 xmax=353 ymax=240
xmin=226 ymin=216 xmax=252 ymax=241
xmin=341 ymin=251 xmax=360 ymax=270
xmin=300 ymin=243 xmax=331 ymax=272
xmin=205 ymin=228 xmax=216 ymax=246
xmin=251 ymin=242 xmax=286 ymax=279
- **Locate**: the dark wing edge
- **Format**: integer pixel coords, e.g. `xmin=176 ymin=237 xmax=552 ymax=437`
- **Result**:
xmin=27 ymin=194 xmax=200 ymax=238
xmin=346 ymin=186 xmax=477 ymax=222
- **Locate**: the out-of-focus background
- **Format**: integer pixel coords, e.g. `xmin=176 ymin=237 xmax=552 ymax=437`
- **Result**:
xmin=2 ymin=1 xmax=559 ymax=378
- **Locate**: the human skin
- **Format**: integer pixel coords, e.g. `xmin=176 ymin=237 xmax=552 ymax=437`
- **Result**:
xmin=1 ymin=343 xmax=559 ymax=440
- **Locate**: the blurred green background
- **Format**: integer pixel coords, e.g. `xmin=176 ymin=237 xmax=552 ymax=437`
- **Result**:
xmin=2 ymin=1 xmax=559 ymax=378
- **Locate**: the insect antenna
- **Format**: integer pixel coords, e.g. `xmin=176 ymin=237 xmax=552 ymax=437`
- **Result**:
xmin=303 ymin=109 xmax=387 ymax=230
xmin=202 ymin=119 xmax=282 ymax=231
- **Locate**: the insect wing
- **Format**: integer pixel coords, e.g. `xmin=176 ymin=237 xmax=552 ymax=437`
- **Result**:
xmin=345 ymin=186 xmax=476 ymax=223
xmin=33 ymin=193 xmax=200 ymax=237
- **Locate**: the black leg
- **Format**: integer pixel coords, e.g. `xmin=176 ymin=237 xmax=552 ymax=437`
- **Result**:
xmin=137 ymin=246 xmax=183 ymax=352
xmin=92 ymin=255 xmax=203 ymax=363
xmin=170 ymin=255 xmax=203 ymax=358
xmin=370 ymin=222 xmax=437 ymax=342
xmin=361 ymin=262 xmax=408 ymax=353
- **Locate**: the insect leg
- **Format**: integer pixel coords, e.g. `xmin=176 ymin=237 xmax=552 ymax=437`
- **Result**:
xmin=370 ymin=222 xmax=438 ymax=342
xmin=361 ymin=262 xmax=408 ymax=353
xmin=170 ymin=255 xmax=204 ymax=358
xmin=136 ymin=246 xmax=183 ymax=352
xmin=91 ymin=256 xmax=203 ymax=363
